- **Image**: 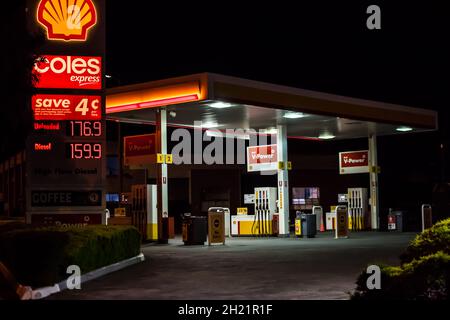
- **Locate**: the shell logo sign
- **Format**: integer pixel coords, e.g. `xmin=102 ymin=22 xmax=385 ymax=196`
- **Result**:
xmin=37 ymin=0 xmax=97 ymax=41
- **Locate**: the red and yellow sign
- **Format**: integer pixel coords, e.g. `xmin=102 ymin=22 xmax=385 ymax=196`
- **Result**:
xmin=339 ymin=150 xmax=369 ymax=175
xmin=247 ymin=144 xmax=278 ymax=172
xmin=32 ymin=94 xmax=102 ymax=120
xmin=33 ymin=55 xmax=102 ymax=89
xmin=37 ymin=0 xmax=97 ymax=41
xmin=124 ymin=134 xmax=157 ymax=158
xmin=123 ymin=134 xmax=158 ymax=168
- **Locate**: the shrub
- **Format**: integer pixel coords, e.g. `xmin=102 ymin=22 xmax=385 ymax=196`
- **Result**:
xmin=352 ymin=252 xmax=450 ymax=300
xmin=0 ymin=225 xmax=141 ymax=288
xmin=352 ymin=218 xmax=450 ymax=300
xmin=400 ymin=218 xmax=450 ymax=264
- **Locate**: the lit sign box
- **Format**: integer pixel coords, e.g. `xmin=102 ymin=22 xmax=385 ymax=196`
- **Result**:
xmin=31 ymin=190 xmax=102 ymax=207
xmin=339 ymin=150 xmax=369 ymax=174
xmin=123 ymin=134 xmax=157 ymax=167
xmin=247 ymin=144 xmax=278 ymax=172
xmin=31 ymin=214 xmax=102 ymax=227
xmin=33 ymin=55 xmax=102 ymax=89
xmin=106 ymin=82 xmax=201 ymax=113
xmin=37 ymin=0 xmax=97 ymax=42
xmin=32 ymin=94 xmax=102 ymax=120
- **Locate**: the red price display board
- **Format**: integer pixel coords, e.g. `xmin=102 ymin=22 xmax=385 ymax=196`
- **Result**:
xmin=33 ymin=55 xmax=102 ymax=90
xmin=32 ymin=94 xmax=102 ymax=120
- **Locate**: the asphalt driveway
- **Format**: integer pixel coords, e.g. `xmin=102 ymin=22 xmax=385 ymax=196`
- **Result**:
xmin=50 ymin=231 xmax=415 ymax=300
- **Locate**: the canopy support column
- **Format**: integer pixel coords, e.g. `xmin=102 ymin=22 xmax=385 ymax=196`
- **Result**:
xmin=156 ymin=108 xmax=169 ymax=243
xmin=369 ymin=134 xmax=379 ymax=230
xmin=277 ymin=125 xmax=290 ymax=236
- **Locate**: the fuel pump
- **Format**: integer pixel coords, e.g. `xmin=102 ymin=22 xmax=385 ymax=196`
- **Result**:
xmin=347 ymin=188 xmax=369 ymax=231
xmin=253 ymin=187 xmax=277 ymax=236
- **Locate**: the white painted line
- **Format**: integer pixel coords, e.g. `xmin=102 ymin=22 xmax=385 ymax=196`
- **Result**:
xmin=32 ymin=253 xmax=145 ymax=299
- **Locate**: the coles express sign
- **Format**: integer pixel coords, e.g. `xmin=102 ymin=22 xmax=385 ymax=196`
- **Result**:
xmin=33 ymin=55 xmax=102 ymax=89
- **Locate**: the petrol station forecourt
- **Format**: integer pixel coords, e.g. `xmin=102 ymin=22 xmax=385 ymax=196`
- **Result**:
xmin=105 ymin=72 xmax=437 ymax=243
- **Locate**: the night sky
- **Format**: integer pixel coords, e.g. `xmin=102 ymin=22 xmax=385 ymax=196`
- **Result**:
xmin=105 ymin=1 xmax=448 ymax=113
xmin=104 ymin=1 xmax=449 ymax=220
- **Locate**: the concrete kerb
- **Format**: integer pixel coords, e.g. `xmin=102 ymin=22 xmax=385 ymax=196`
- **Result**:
xmin=31 ymin=253 xmax=145 ymax=300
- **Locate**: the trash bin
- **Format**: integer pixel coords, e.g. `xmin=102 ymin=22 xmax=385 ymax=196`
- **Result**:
xmin=387 ymin=210 xmax=404 ymax=232
xmin=295 ymin=212 xmax=317 ymax=238
xmin=295 ymin=211 xmax=303 ymax=237
xmin=182 ymin=214 xmax=207 ymax=245
xmin=301 ymin=213 xmax=317 ymax=238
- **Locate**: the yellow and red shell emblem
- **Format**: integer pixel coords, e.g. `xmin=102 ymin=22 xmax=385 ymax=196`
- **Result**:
xmin=37 ymin=0 xmax=97 ymax=41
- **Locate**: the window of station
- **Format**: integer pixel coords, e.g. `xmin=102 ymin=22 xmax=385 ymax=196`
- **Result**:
xmin=107 ymin=155 xmax=119 ymax=176
xmin=200 ymin=187 xmax=230 ymax=214
xmin=292 ymin=187 xmax=320 ymax=210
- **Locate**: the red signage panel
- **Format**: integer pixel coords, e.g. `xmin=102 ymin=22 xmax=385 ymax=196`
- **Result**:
xmin=32 ymin=94 xmax=102 ymax=120
xmin=33 ymin=55 xmax=102 ymax=89
xmin=123 ymin=134 xmax=157 ymax=167
xmin=124 ymin=134 xmax=157 ymax=158
xmin=247 ymin=144 xmax=278 ymax=172
xmin=339 ymin=150 xmax=369 ymax=174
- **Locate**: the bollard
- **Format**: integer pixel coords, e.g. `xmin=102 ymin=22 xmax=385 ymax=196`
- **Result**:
xmin=335 ymin=205 xmax=349 ymax=239
xmin=421 ymin=204 xmax=432 ymax=232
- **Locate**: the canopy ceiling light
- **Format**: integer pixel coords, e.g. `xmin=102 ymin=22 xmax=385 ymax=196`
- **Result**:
xmin=283 ymin=112 xmax=306 ymax=119
xmin=396 ymin=126 xmax=413 ymax=132
xmin=318 ymin=133 xmax=336 ymax=140
xmin=209 ymin=102 xmax=233 ymax=109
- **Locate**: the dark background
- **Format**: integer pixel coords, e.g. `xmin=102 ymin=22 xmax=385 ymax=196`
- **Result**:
xmin=1 ymin=1 xmax=449 ymax=224
xmin=104 ymin=1 xmax=449 ymax=224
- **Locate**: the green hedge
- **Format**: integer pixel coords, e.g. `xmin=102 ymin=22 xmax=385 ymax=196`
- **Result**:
xmin=0 ymin=225 xmax=141 ymax=288
xmin=352 ymin=252 xmax=450 ymax=300
xmin=400 ymin=218 xmax=450 ymax=264
xmin=352 ymin=218 xmax=450 ymax=300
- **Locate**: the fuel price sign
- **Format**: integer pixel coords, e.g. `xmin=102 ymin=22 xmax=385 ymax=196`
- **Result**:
xmin=32 ymin=94 xmax=101 ymax=120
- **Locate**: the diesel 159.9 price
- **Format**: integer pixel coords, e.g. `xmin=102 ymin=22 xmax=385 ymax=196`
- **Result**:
xmin=66 ymin=143 xmax=102 ymax=160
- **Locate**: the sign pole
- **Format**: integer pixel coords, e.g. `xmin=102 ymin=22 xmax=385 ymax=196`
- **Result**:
xmin=156 ymin=108 xmax=169 ymax=244
xmin=276 ymin=125 xmax=290 ymax=236
xmin=369 ymin=134 xmax=379 ymax=230
xmin=118 ymin=122 xmax=123 ymax=195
